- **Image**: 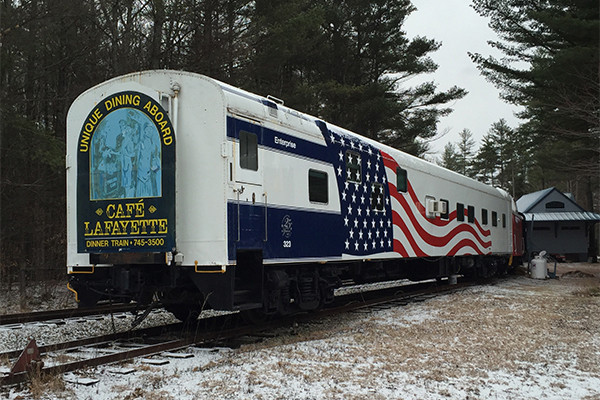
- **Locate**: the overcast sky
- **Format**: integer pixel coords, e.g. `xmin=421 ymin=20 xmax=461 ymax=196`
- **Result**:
xmin=403 ymin=0 xmax=524 ymax=158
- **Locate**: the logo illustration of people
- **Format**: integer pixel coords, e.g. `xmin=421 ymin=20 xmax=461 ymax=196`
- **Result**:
xmin=91 ymin=108 xmax=161 ymax=200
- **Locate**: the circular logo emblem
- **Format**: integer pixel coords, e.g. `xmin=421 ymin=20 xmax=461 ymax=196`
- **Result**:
xmin=281 ymin=215 xmax=293 ymax=239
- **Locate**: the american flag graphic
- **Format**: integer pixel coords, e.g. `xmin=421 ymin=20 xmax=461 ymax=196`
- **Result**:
xmin=324 ymin=128 xmax=394 ymax=256
xmin=381 ymin=150 xmax=492 ymax=257
xmin=324 ymin=126 xmax=492 ymax=258
xmin=325 ymin=129 xmax=492 ymax=257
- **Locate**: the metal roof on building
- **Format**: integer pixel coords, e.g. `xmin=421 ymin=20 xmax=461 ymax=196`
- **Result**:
xmin=516 ymin=188 xmax=555 ymax=212
xmin=523 ymin=211 xmax=600 ymax=222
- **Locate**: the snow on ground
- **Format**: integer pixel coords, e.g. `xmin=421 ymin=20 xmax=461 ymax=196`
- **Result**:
xmin=2 ymin=263 xmax=600 ymax=399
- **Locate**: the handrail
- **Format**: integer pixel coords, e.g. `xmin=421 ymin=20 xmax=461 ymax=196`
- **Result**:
xmin=263 ymin=192 xmax=268 ymax=242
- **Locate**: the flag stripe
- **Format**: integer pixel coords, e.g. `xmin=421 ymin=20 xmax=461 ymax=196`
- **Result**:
xmin=381 ymin=150 xmax=492 ymax=257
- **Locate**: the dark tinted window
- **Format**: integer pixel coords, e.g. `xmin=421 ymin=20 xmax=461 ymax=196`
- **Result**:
xmin=457 ymin=203 xmax=465 ymax=222
xmin=309 ymin=170 xmax=328 ymax=203
xmin=240 ymin=131 xmax=258 ymax=171
xmin=482 ymin=209 xmax=488 ymax=225
xmin=440 ymin=199 xmax=449 ymax=220
xmin=396 ymin=167 xmax=407 ymax=193
xmin=468 ymin=206 xmax=475 ymax=223
xmin=371 ymin=183 xmax=385 ymax=211
xmin=492 ymin=211 xmax=498 ymax=227
xmin=345 ymin=150 xmax=361 ymax=183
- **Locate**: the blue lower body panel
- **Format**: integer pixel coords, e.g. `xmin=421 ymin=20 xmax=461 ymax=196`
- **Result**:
xmin=227 ymin=202 xmax=343 ymax=261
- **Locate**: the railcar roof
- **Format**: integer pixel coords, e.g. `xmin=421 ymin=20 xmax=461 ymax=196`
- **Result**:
xmin=74 ymin=70 xmax=510 ymax=201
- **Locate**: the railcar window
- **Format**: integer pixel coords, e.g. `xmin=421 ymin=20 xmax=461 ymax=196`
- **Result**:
xmin=308 ymin=169 xmax=328 ymax=204
xmin=239 ymin=130 xmax=258 ymax=171
xmin=396 ymin=167 xmax=407 ymax=193
xmin=345 ymin=150 xmax=361 ymax=183
xmin=457 ymin=203 xmax=465 ymax=222
xmin=482 ymin=209 xmax=488 ymax=225
xmin=440 ymin=199 xmax=449 ymax=220
xmin=371 ymin=183 xmax=385 ymax=212
xmin=467 ymin=206 xmax=475 ymax=223
xmin=492 ymin=211 xmax=498 ymax=227
xmin=502 ymin=213 xmax=507 ymax=228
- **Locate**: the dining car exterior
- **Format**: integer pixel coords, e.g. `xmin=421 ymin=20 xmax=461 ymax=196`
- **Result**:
xmin=66 ymin=70 xmax=524 ymax=320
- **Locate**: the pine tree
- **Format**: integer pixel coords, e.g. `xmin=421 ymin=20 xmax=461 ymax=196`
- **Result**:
xmin=244 ymin=0 xmax=467 ymax=156
xmin=473 ymin=135 xmax=499 ymax=186
xmin=473 ymin=119 xmax=532 ymax=197
xmin=455 ymin=129 xmax=476 ymax=178
xmin=440 ymin=143 xmax=461 ymax=173
xmin=470 ymin=0 xmax=599 ymax=208
xmin=487 ymin=120 xmax=513 ymax=190
xmin=316 ymin=0 xmax=466 ymax=156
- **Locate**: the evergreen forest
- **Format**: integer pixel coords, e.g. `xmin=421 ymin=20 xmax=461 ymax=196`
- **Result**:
xmin=0 ymin=0 xmax=598 ymax=284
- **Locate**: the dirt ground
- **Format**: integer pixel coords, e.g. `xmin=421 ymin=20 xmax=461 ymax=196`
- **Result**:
xmin=190 ymin=262 xmax=599 ymax=399
xmin=2 ymin=262 xmax=600 ymax=399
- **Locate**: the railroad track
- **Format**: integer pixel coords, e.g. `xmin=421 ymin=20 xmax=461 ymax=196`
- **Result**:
xmin=0 ymin=303 xmax=140 ymax=326
xmin=0 ymin=277 xmax=489 ymax=388
xmin=0 ymin=312 xmax=245 ymax=386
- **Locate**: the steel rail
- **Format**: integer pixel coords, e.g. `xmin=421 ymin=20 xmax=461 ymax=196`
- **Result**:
xmin=0 ymin=303 xmax=140 ymax=326
xmin=0 ymin=316 xmax=263 ymax=386
xmin=1 ymin=277 xmax=493 ymax=387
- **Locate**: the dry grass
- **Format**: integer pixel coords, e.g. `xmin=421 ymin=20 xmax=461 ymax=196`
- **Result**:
xmin=29 ymin=370 xmax=68 ymax=399
xmin=9 ymin=264 xmax=600 ymax=399
xmin=112 ymin=372 xmax=175 ymax=400
xmin=574 ymin=286 xmax=600 ymax=297
xmin=192 ymin=268 xmax=600 ymax=397
xmin=121 ymin=387 xmax=175 ymax=400
xmin=0 ymin=352 xmax=11 ymax=370
xmin=1 ymin=280 xmax=76 ymax=314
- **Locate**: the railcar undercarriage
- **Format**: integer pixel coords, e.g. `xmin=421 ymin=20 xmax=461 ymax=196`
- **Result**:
xmin=68 ymin=252 xmax=516 ymax=322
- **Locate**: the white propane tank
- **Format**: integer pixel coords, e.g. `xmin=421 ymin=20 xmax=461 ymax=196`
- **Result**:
xmin=531 ymin=251 xmax=548 ymax=280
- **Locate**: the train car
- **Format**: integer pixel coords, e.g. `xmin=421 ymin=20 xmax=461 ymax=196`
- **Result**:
xmin=66 ymin=70 xmax=524 ymax=320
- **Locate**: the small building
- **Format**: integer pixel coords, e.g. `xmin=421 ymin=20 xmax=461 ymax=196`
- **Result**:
xmin=516 ymin=187 xmax=600 ymax=261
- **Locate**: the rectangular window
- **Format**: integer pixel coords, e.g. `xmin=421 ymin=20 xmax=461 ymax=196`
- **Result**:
xmin=492 ymin=211 xmax=498 ymax=227
xmin=308 ymin=169 xmax=328 ymax=204
xmin=502 ymin=213 xmax=507 ymax=228
xmin=467 ymin=206 xmax=475 ymax=223
xmin=440 ymin=199 xmax=449 ymax=220
xmin=482 ymin=209 xmax=488 ymax=225
xmin=239 ymin=130 xmax=258 ymax=171
xmin=396 ymin=167 xmax=407 ymax=193
xmin=371 ymin=183 xmax=385 ymax=212
xmin=457 ymin=203 xmax=465 ymax=222
xmin=345 ymin=150 xmax=361 ymax=183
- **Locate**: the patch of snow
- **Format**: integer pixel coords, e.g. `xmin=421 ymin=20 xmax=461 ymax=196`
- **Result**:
xmin=2 ymin=265 xmax=600 ymax=399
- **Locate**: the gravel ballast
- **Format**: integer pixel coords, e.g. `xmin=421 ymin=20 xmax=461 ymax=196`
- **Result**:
xmin=2 ymin=263 xmax=599 ymax=399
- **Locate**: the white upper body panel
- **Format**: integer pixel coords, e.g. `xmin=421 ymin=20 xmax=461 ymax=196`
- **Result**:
xmin=67 ymin=70 xmax=515 ymax=270
xmin=67 ymin=71 xmax=229 ymax=267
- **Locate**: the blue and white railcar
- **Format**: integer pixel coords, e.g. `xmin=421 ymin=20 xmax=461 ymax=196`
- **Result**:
xmin=66 ymin=70 xmax=523 ymax=319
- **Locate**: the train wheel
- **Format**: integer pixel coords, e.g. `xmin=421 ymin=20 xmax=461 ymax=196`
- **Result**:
xmin=76 ymin=288 xmax=102 ymax=308
xmin=166 ymin=305 xmax=202 ymax=323
xmin=160 ymin=288 xmax=204 ymax=322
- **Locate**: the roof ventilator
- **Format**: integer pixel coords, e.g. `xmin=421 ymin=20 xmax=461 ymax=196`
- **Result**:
xmin=264 ymin=95 xmax=283 ymax=118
